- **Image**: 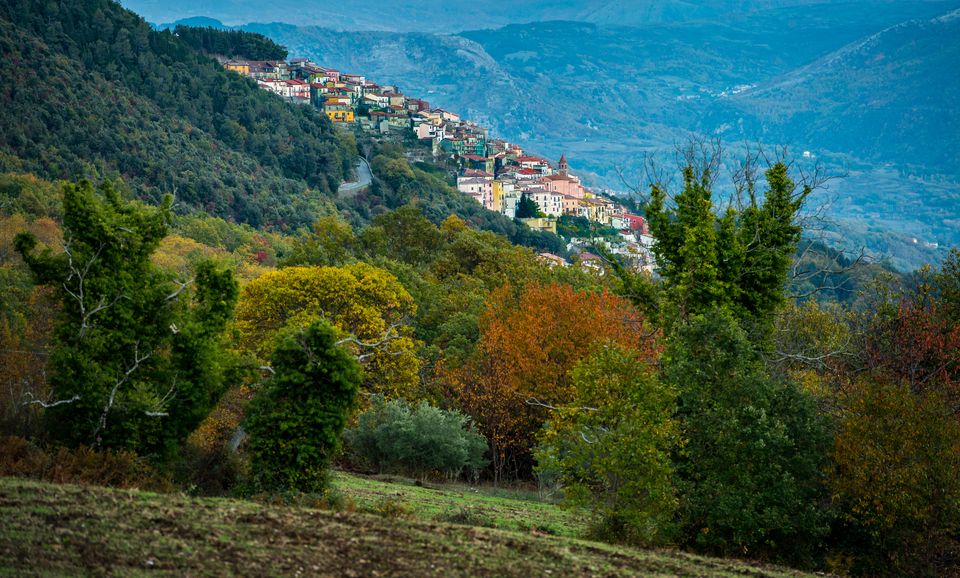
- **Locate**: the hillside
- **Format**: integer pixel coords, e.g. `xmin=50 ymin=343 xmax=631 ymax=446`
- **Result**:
xmin=234 ymin=1 xmax=960 ymax=269
xmin=0 ymin=476 xmax=818 ymax=577
xmin=0 ymin=0 xmax=351 ymax=229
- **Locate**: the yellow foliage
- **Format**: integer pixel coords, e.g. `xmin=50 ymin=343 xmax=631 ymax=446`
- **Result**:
xmin=151 ymin=235 xmax=221 ymax=277
xmin=236 ymin=264 xmax=421 ymax=399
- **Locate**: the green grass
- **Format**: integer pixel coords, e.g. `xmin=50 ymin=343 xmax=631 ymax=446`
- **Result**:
xmin=0 ymin=476 xmax=823 ymax=577
xmin=332 ymin=471 xmax=582 ymax=536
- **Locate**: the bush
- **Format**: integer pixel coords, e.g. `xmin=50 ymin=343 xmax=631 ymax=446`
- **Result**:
xmin=0 ymin=436 xmax=172 ymax=491
xmin=174 ymin=443 xmax=244 ymax=497
xmin=244 ymin=320 xmax=360 ymax=493
xmin=344 ymin=396 xmax=487 ymax=480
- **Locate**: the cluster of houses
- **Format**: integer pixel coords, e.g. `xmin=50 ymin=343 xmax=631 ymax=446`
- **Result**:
xmin=221 ymin=56 xmax=655 ymax=272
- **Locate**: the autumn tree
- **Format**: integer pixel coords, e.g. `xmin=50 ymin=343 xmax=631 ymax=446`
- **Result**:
xmin=14 ymin=180 xmax=238 ymax=458
xmin=822 ymin=255 xmax=960 ymax=575
xmin=444 ymin=282 xmax=657 ymax=481
xmin=235 ymin=263 xmax=420 ymax=399
xmin=829 ymin=378 xmax=960 ymax=576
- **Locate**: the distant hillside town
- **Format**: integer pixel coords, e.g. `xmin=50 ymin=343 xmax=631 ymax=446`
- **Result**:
xmin=220 ymin=56 xmax=655 ymax=271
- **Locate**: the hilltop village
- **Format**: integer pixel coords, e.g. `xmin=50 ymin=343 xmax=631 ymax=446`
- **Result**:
xmin=221 ymin=57 xmax=655 ymax=271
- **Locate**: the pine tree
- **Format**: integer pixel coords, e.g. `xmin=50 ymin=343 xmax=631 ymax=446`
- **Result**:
xmin=515 ymin=193 xmax=543 ymax=219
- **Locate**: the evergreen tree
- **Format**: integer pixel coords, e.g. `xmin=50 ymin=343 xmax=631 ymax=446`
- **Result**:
xmin=244 ymin=320 xmax=361 ymax=493
xmin=645 ymin=161 xmax=808 ymax=329
xmin=666 ymin=309 xmax=831 ymax=566
xmin=14 ymin=180 xmax=238 ymax=458
xmin=515 ymin=193 xmax=543 ymax=219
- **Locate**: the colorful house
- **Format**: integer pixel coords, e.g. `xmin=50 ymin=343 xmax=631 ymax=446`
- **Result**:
xmin=324 ymin=103 xmax=355 ymax=123
xmin=223 ymin=60 xmax=250 ymax=76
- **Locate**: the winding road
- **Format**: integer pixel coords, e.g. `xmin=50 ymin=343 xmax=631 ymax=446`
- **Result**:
xmin=337 ymin=156 xmax=372 ymax=198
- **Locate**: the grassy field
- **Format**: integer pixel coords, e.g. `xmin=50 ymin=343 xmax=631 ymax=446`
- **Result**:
xmin=0 ymin=475 xmax=823 ymax=578
xmin=332 ymin=471 xmax=583 ymax=537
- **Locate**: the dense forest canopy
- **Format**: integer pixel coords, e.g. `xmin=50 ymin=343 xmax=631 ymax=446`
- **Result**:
xmin=0 ymin=0 xmax=350 ymax=228
xmin=173 ymin=25 xmax=288 ymax=60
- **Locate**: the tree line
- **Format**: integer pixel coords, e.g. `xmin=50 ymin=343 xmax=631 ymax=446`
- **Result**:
xmin=3 ymin=153 xmax=958 ymax=575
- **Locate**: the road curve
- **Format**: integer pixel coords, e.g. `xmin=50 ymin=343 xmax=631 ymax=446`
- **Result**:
xmin=338 ymin=156 xmax=372 ymax=198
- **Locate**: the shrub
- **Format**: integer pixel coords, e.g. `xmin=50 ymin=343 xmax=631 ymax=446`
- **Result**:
xmin=174 ymin=442 xmax=244 ymax=497
xmin=441 ymin=506 xmax=496 ymax=528
xmin=244 ymin=320 xmax=360 ymax=493
xmin=344 ymin=396 xmax=487 ymax=480
xmin=0 ymin=435 xmax=172 ymax=491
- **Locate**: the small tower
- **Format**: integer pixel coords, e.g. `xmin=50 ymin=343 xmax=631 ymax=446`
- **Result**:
xmin=558 ymin=153 xmax=569 ymax=175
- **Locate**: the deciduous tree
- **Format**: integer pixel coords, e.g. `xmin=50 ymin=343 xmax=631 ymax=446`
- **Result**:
xmin=235 ymin=263 xmax=420 ymax=399
xmin=444 ymin=282 xmax=657 ymax=481
xmin=537 ymin=344 xmax=678 ymax=545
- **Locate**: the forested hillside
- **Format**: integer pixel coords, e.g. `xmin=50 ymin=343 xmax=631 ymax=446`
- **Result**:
xmin=3 ymin=2 xmax=960 ymax=577
xmin=242 ymin=1 xmax=960 ymax=270
xmin=0 ymin=0 xmax=351 ymax=228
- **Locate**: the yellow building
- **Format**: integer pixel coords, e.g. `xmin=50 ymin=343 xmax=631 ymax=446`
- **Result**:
xmin=324 ymin=109 xmax=355 ymax=123
xmin=491 ymin=180 xmax=504 ymax=213
xmin=519 ymin=217 xmax=557 ymax=234
xmin=223 ymin=60 xmax=250 ymax=76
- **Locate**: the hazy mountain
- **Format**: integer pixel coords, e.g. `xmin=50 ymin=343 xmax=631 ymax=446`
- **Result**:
xmin=130 ymin=0 xmax=831 ymax=31
xmin=220 ymin=1 xmax=959 ymax=269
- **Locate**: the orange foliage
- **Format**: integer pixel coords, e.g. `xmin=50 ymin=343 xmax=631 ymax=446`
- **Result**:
xmin=865 ymin=301 xmax=960 ymax=403
xmin=442 ymin=282 xmax=659 ymax=480
xmin=0 ymin=436 xmax=173 ymax=492
xmin=188 ymin=385 xmax=254 ymax=453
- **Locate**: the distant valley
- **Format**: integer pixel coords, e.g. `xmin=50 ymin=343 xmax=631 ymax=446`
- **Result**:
xmin=150 ymin=1 xmax=960 ymax=270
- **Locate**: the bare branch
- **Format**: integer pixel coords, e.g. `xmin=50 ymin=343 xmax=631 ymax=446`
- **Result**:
xmin=525 ymin=397 xmax=599 ymax=413
xmin=92 ymin=342 xmax=152 ymax=447
xmin=165 ymin=280 xmax=192 ymax=302
xmin=21 ymin=392 xmax=80 ymax=408
xmin=62 ymin=238 xmax=125 ymax=338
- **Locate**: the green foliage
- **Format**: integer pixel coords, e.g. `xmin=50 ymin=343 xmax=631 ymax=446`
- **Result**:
xmin=360 ymin=205 xmax=443 ymax=266
xmin=244 ymin=320 xmax=361 ymax=493
xmin=666 ymin=309 xmax=832 ymax=566
xmin=173 ymin=25 xmax=287 ymax=60
xmin=0 ymin=0 xmax=347 ymax=227
xmin=934 ymin=248 xmax=960 ymax=325
xmin=537 ymin=344 xmax=678 ymax=545
xmin=14 ymin=180 xmax=238 ymax=459
xmin=345 ymin=147 xmax=566 ymax=254
xmin=556 ymin=215 xmax=620 ymax=240
xmin=646 ymin=162 xmax=807 ymax=328
xmin=344 ymin=395 xmax=488 ymax=480
xmin=282 ymin=216 xmax=358 ymax=267
xmin=0 ymin=173 xmax=61 ymax=220
xmin=515 ymin=193 xmax=543 ymax=219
